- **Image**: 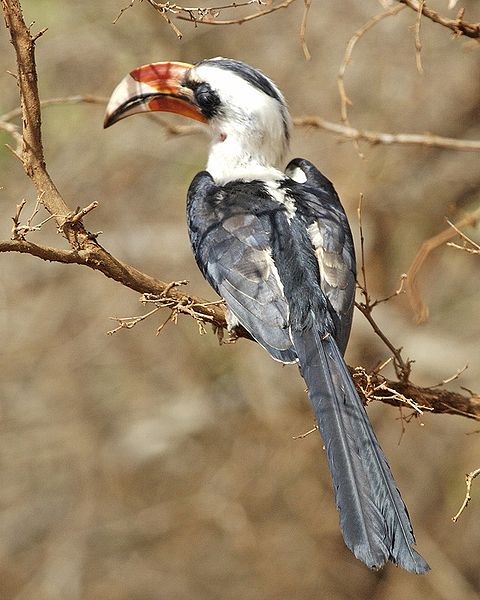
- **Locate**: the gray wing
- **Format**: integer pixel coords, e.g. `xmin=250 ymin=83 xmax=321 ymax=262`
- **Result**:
xmin=187 ymin=173 xmax=297 ymax=363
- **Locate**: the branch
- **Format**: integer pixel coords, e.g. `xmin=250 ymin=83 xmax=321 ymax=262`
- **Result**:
xmin=1 ymin=237 xmax=479 ymax=421
xmin=293 ymin=116 xmax=480 ymax=153
xmin=3 ymin=95 xmax=480 ymax=153
xmin=166 ymin=0 xmax=296 ymax=26
xmin=2 ymin=0 xmax=90 ymax=246
xmin=398 ymin=0 xmax=480 ymax=39
xmin=113 ymin=0 xmax=297 ymax=38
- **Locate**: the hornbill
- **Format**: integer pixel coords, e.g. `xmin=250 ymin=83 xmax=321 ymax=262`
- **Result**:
xmin=104 ymin=58 xmax=429 ymax=573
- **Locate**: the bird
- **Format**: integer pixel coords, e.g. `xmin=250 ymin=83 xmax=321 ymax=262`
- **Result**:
xmin=104 ymin=57 xmax=429 ymax=573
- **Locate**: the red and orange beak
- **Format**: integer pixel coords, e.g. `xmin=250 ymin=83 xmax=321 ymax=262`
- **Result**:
xmin=104 ymin=61 xmax=207 ymax=128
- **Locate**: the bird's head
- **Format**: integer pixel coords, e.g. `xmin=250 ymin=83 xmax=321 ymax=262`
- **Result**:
xmin=104 ymin=58 xmax=291 ymax=183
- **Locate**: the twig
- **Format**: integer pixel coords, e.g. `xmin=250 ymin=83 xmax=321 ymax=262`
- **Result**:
xmin=63 ymin=201 xmax=98 ymax=225
xmin=0 ymin=94 xmax=110 ymax=122
xmin=355 ymin=300 xmax=413 ymax=381
xmin=113 ymin=1 xmax=295 ymax=38
xmin=337 ymin=3 xmax=405 ymax=155
xmin=0 ymin=119 xmax=23 ymax=154
xmin=357 ymin=193 xmax=368 ymax=297
xmin=405 ymin=208 xmax=480 ymax=323
xmin=10 ymin=195 xmax=57 ymax=239
xmin=452 ymin=468 xmax=480 ymax=522
xmin=175 ymin=0 xmax=295 ymax=26
xmin=113 ymin=0 xmax=136 ymax=24
xmin=414 ymin=0 xmax=425 ymax=74
xmin=107 ymin=306 xmax=162 ymax=335
xmin=446 ymin=219 xmax=480 ymax=255
xmin=353 ymin=366 xmax=433 ymax=415
xmin=431 ymin=364 xmax=468 ymax=388
xmin=300 ymin=0 xmax=312 ymax=61
xmin=356 ymin=195 xmax=413 ymax=381
xmin=293 ymin=424 xmax=318 ymax=439
xmin=398 ymin=0 xmax=480 ymax=39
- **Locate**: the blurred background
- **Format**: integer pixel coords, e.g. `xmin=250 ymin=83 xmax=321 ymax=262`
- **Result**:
xmin=1 ymin=1 xmax=479 ymax=598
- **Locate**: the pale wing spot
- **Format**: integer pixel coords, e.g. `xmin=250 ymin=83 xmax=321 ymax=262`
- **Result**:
xmin=307 ymin=221 xmax=340 ymax=288
xmin=267 ymin=180 xmax=296 ymax=221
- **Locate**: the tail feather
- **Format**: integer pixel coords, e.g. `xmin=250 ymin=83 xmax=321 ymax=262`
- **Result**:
xmin=292 ymin=322 xmax=430 ymax=573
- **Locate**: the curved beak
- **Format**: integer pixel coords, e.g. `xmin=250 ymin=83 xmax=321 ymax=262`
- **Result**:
xmin=104 ymin=61 xmax=207 ymax=128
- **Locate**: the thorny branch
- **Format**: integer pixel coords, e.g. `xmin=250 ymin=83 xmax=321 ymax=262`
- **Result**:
xmin=2 ymin=0 xmax=480 ymax=424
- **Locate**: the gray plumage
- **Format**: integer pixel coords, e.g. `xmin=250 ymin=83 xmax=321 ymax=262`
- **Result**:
xmin=187 ymin=158 xmax=429 ymax=573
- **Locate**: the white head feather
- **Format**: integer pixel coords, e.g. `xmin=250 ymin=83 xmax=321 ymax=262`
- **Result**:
xmin=189 ymin=60 xmax=291 ymax=184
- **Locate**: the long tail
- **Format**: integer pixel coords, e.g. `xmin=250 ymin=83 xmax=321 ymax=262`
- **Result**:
xmin=292 ymin=323 xmax=430 ymax=573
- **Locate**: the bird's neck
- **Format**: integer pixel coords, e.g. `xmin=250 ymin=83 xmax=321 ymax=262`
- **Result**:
xmin=206 ymin=128 xmax=286 ymax=184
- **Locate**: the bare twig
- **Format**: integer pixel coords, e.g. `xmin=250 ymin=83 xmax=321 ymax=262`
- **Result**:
xmin=175 ymin=0 xmax=295 ymax=26
xmin=300 ymin=0 xmax=312 ymax=61
xmin=405 ymin=208 xmax=480 ymax=323
xmin=113 ymin=0 xmax=296 ymax=38
xmin=446 ymin=219 xmax=480 ymax=256
xmin=0 ymin=94 xmax=110 ymax=122
xmin=293 ymin=424 xmax=318 ymax=439
xmin=337 ymin=2 xmax=405 ymax=155
xmin=356 ymin=195 xmax=413 ymax=381
xmin=398 ymin=0 xmax=480 ymax=39
xmin=452 ymin=468 xmax=480 ymax=522
xmin=107 ymin=306 xmax=162 ymax=335
xmin=113 ymin=0 xmax=136 ymax=24
xmin=10 ymin=195 xmax=57 ymax=239
xmin=431 ymin=364 xmax=468 ymax=388
xmin=414 ymin=0 xmax=425 ymax=73
xmin=353 ymin=366 xmax=433 ymax=415
xmin=64 ymin=201 xmax=98 ymax=225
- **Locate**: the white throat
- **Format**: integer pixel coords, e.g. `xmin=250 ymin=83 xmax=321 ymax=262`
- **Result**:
xmin=206 ymin=131 xmax=285 ymax=184
xmin=191 ymin=63 xmax=290 ymax=184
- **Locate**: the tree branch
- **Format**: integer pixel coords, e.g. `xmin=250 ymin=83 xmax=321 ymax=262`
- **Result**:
xmin=3 ymin=96 xmax=480 ymax=153
xmin=397 ymin=0 xmax=480 ymax=38
xmin=1 ymin=237 xmax=479 ymax=422
xmin=293 ymin=116 xmax=480 ymax=153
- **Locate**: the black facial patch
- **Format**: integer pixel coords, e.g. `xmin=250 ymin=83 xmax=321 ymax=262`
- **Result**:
xmin=188 ymin=81 xmax=221 ymax=119
xmin=195 ymin=58 xmax=290 ymax=141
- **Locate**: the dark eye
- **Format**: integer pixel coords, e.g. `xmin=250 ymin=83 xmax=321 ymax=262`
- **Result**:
xmin=194 ymin=83 xmax=221 ymax=118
